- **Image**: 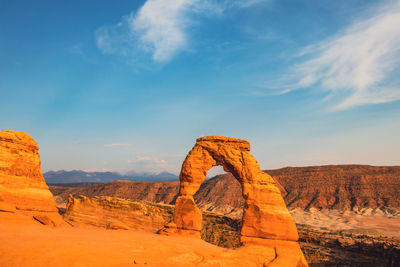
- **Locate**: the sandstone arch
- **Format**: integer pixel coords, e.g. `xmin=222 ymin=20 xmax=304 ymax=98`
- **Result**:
xmin=162 ymin=136 xmax=308 ymax=266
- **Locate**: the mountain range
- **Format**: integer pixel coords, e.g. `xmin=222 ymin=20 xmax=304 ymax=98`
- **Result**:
xmin=44 ymin=170 xmax=179 ymax=184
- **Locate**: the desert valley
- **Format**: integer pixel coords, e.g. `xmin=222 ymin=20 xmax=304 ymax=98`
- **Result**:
xmin=1 ymin=130 xmax=400 ymax=266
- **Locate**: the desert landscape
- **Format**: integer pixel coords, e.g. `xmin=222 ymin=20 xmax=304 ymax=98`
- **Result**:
xmin=50 ymin=166 xmax=400 ymax=265
xmin=1 ymin=130 xmax=400 ymax=266
xmin=2 ymin=1 xmax=400 ymax=266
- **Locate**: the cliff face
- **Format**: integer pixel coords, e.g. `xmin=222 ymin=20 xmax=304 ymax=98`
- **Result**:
xmin=0 ymin=130 xmax=63 ymax=225
xmin=269 ymin=165 xmax=400 ymax=211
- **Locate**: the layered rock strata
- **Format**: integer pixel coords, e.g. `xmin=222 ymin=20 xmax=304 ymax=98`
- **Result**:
xmin=161 ymin=136 xmax=308 ymax=266
xmin=0 ymin=130 xmax=63 ymax=225
xmin=65 ymin=195 xmax=173 ymax=231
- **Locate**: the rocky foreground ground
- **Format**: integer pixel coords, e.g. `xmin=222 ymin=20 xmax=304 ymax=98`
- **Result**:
xmin=1 ymin=212 xmax=276 ymax=267
xmin=61 ymin=195 xmax=400 ymax=266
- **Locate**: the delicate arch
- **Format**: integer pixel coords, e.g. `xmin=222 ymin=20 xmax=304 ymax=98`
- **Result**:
xmin=163 ymin=136 xmax=299 ymax=243
xmin=161 ymin=136 xmax=308 ymax=265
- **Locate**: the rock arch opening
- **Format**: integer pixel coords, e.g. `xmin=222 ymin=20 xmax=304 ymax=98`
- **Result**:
xmin=194 ymin=170 xmax=244 ymax=248
xmin=194 ymin=169 xmax=243 ymax=218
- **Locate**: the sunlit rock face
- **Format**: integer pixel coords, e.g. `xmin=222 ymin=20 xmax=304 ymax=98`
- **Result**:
xmin=162 ymin=136 xmax=308 ymax=266
xmin=64 ymin=195 xmax=173 ymax=231
xmin=0 ymin=130 xmax=63 ymax=225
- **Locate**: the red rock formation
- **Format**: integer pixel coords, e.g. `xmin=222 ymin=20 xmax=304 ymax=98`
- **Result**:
xmin=0 ymin=130 xmax=63 ymax=225
xmin=64 ymin=195 xmax=173 ymax=231
xmin=268 ymin=165 xmax=400 ymax=211
xmin=162 ymin=136 xmax=308 ymax=266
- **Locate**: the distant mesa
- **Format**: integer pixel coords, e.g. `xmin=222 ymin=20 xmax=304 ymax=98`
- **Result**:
xmin=269 ymin=164 xmax=400 ymax=212
xmin=160 ymin=136 xmax=308 ymax=266
xmin=0 ymin=130 xmax=64 ymax=226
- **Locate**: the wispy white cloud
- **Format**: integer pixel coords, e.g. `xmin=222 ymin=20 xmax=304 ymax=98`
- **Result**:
xmin=233 ymin=0 xmax=269 ymax=9
xmin=83 ymin=168 xmax=114 ymax=172
xmin=104 ymin=143 xmax=131 ymax=148
xmin=277 ymin=1 xmax=400 ymax=110
xmin=96 ymin=0 xmax=269 ymax=63
xmin=128 ymin=156 xmax=166 ymax=165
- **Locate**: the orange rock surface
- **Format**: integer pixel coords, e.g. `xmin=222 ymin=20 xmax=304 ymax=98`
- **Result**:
xmin=0 ymin=130 xmax=63 ymax=225
xmin=0 ymin=211 xmax=301 ymax=267
xmin=64 ymin=195 xmax=173 ymax=231
xmin=163 ymin=136 xmax=308 ymax=266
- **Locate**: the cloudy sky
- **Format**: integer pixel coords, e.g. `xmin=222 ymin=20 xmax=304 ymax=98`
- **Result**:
xmin=1 ymin=0 xmax=399 ymax=174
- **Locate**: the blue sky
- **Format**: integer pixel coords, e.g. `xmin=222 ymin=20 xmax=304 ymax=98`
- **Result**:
xmin=1 ymin=0 xmax=400 ymax=174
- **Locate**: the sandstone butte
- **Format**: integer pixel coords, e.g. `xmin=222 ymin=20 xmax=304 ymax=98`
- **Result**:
xmin=0 ymin=130 xmax=63 ymax=225
xmin=160 ymin=136 xmax=308 ymax=266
